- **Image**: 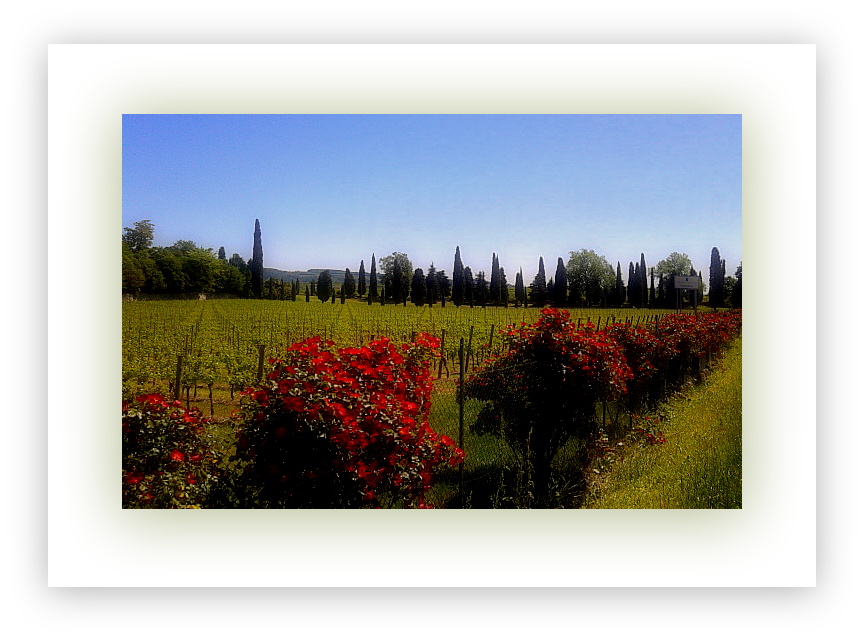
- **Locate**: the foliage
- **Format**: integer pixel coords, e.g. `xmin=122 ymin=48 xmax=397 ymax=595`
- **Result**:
xmin=566 ymin=249 xmax=614 ymax=307
xmin=250 ymin=219 xmax=264 ymax=298
xmin=551 ymin=257 xmax=567 ymax=308
xmin=122 ymin=394 xmax=222 ymax=508
xmin=317 ymin=269 xmax=332 ymax=302
xmin=379 ymin=252 xmax=413 ymax=304
xmin=462 ymin=308 xmax=742 ymax=506
xmin=411 ymin=268 xmax=427 ymax=306
xmin=343 ymin=268 xmax=356 ymax=298
xmin=452 ymin=246 xmax=465 ymax=306
xmin=463 ymin=308 xmax=631 ymax=506
xmin=529 ymin=256 xmax=547 ymax=307
xmin=122 ymin=219 xmax=155 ymax=253
xmin=369 ymin=253 xmax=378 ymax=302
xmin=358 ymin=260 xmax=366 ymax=298
xmin=232 ymin=333 xmax=464 ymax=508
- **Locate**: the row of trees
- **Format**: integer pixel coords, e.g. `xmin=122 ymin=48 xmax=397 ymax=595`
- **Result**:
xmin=123 ymin=219 xmax=742 ymax=309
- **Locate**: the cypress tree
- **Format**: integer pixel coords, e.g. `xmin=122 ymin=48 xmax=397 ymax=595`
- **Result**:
xmin=499 ymin=267 xmax=508 ymax=307
xmin=474 ymin=270 xmax=488 ymax=307
xmin=490 ymin=254 xmax=500 ymax=305
xmin=218 ymin=246 xmax=226 ymax=261
xmin=731 ymin=263 xmax=742 ymax=308
xmin=358 ymin=260 xmax=366 ymax=298
xmin=436 ymin=269 xmax=450 ymax=304
xmin=343 ymin=268 xmax=356 ymax=298
xmin=529 ymin=256 xmax=547 ymax=307
xmin=369 ymin=254 xmax=378 ymax=302
xmin=649 ymin=268 xmax=656 ymax=308
xmin=552 ymin=257 xmax=568 ymax=307
xmin=615 ymin=262 xmax=624 ymax=307
xmin=317 ymin=270 xmax=332 ymax=303
xmin=411 ymin=268 xmax=427 ymax=306
xmin=452 ymin=246 xmax=465 ymax=306
xmin=250 ymin=219 xmax=264 ymax=298
xmin=514 ymin=268 xmax=525 ymax=306
xmin=305 ymin=284 xmax=310 ymax=302
xmin=426 ymin=263 xmax=439 ymax=305
xmin=640 ymin=253 xmax=648 ymax=307
xmin=463 ymin=266 xmax=474 ymax=307
xmin=627 ymin=262 xmax=636 ymax=306
xmin=709 ymin=247 xmax=725 ymax=309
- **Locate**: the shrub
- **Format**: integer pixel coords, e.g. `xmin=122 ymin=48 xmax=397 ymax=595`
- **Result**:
xmin=463 ymin=308 xmax=632 ymax=506
xmin=232 ymin=333 xmax=463 ymax=508
xmin=122 ymin=394 xmax=222 ymax=508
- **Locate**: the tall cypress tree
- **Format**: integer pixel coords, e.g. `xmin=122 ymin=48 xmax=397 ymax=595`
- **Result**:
xmin=552 ymin=257 xmax=568 ymax=307
xmin=627 ymin=262 xmax=636 ymax=306
xmin=358 ymin=260 xmax=366 ymax=298
xmin=649 ymin=268 xmax=656 ymax=308
xmin=499 ymin=267 xmax=508 ymax=307
xmin=452 ymin=246 xmax=465 ymax=306
xmin=709 ymin=247 xmax=725 ymax=309
xmin=640 ymin=253 xmax=649 ymax=307
xmin=369 ymin=253 xmax=377 ymax=302
xmin=515 ymin=268 xmax=525 ymax=307
xmin=463 ymin=266 xmax=474 ymax=307
xmin=250 ymin=219 xmax=264 ymax=298
xmin=490 ymin=254 xmax=500 ymax=305
xmin=529 ymin=256 xmax=547 ymax=307
xmin=426 ymin=263 xmax=439 ymax=305
xmin=615 ymin=262 xmax=624 ymax=307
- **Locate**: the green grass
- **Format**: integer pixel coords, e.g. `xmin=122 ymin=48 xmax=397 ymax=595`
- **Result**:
xmin=584 ymin=337 xmax=742 ymax=509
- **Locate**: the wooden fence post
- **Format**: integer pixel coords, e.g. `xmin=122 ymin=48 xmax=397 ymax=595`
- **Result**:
xmin=256 ymin=344 xmax=265 ymax=382
xmin=173 ymin=355 xmax=183 ymax=400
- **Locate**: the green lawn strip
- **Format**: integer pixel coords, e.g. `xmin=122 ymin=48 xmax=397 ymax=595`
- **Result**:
xmin=585 ymin=337 xmax=742 ymax=509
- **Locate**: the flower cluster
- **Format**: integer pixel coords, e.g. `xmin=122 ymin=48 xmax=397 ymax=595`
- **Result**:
xmin=233 ymin=333 xmax=464 ymax=508
xmin=122 ymin=394 xmax=221 ymax=508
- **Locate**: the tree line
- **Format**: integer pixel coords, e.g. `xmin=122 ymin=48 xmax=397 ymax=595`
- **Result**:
xmin=123 ymin=219 xmax=742 ymax=309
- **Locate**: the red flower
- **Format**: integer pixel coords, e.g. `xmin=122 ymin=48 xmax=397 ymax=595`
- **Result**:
xmin=169 ymin=449 xmax=185 ymax=462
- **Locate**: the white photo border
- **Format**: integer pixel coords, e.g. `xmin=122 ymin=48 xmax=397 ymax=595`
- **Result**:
xmin=47 ymin=43 xmax=815 ymax=587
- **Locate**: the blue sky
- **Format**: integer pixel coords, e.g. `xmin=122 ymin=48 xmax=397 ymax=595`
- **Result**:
xmin=122 ymin=114 xmax=741 ymax=281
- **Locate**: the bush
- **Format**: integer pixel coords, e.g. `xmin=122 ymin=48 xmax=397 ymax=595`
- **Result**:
xmin=463 ymin=309 xmax=632 ymax=506
xmin=231 ymin=333 xmax=463 ymax=508
xmin=122 ymin=394 xmax=222 ymax=508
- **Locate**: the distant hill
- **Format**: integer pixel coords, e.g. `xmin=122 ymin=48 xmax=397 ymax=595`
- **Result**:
xmin=263 ymin=267 xmax=359 ymax=285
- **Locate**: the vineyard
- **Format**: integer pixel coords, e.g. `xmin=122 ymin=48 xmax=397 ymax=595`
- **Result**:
xmin=122 ymin=298 xmax=684 ymax=406
xmin=122 ymin=299 xmax=742 ymax=508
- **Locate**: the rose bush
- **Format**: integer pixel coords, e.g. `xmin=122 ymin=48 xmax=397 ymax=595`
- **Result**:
xmin=231 ymin=333 xmax=463 ymax=508
xmin=463 ymin=308 xmax=632 ymax=506
xmin=122 ymin=394 xmax=222 ymax=508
